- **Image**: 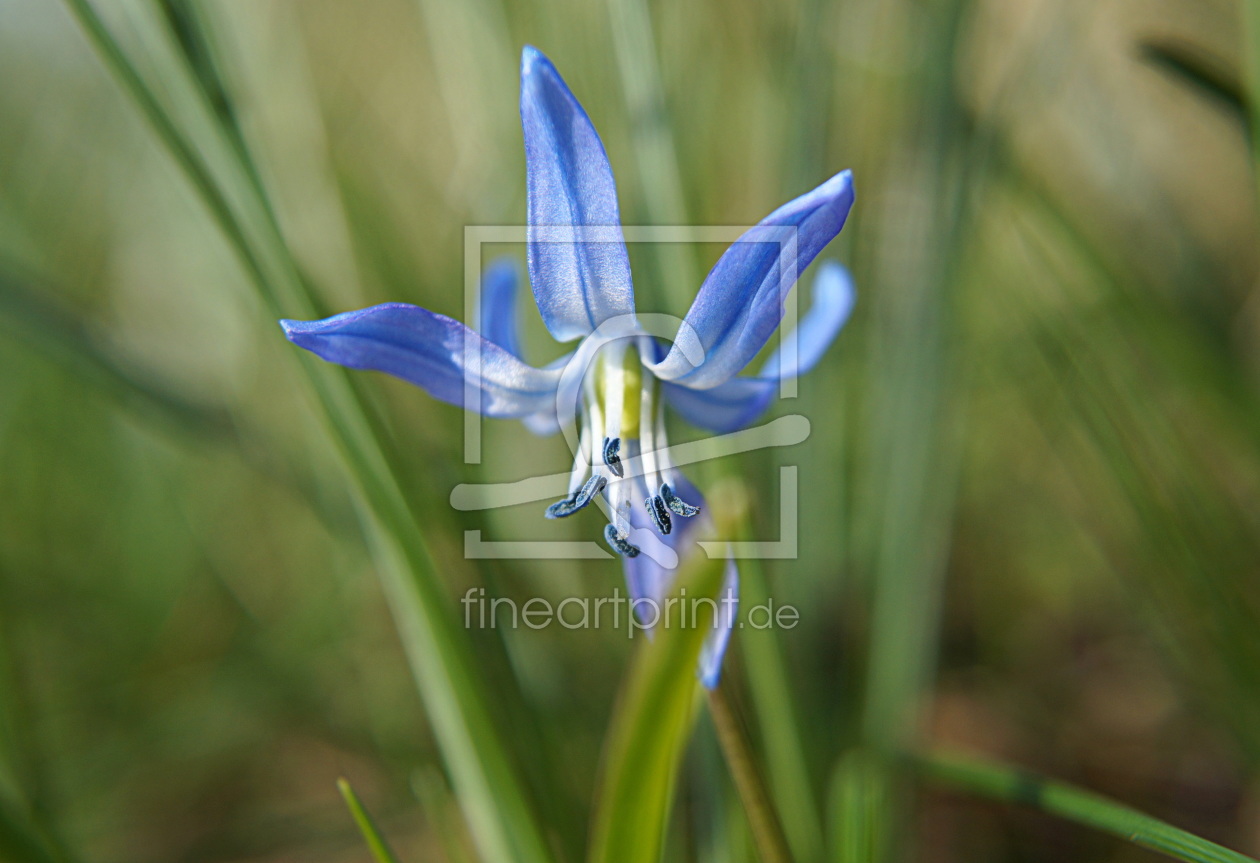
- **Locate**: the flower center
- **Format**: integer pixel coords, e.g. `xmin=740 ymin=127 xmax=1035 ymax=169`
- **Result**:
xmin=595 ymin=348 xmax=642 ymax=438
xmin=543 ymin=336 xmax=700 ymax=556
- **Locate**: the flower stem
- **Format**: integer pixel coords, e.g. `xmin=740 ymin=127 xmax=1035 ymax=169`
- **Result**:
xmin=707 ymin=680 xmax=794 ymax=863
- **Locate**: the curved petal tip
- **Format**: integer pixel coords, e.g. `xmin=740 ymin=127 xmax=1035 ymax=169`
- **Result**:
xmin=826 ymin=168 xmax=854 ymax=194
xmin=520 ymin=45 xmax=553 ymax=78
xmin=279 ymin=317 xmax=317 ymax=345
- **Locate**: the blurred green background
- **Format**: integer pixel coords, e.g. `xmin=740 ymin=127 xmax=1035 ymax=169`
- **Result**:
xmin=1 ymin=0 xmax=1259 ymax=861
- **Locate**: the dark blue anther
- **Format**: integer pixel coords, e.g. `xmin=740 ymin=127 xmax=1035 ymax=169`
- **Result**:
xmin=545 ymin=491 xmax=578 ymax=519
xmin=660 ymin=482 xmax=700 ymax=517
xmin=545 ymin=474 xmax=607 ymax=519
xmin=646 ymin=495 xmax=672 ymax=535
xmin=603 ymin=523 xmax=641 ymax=558
xmin=602 ymin=436 xmax=624 ymax=478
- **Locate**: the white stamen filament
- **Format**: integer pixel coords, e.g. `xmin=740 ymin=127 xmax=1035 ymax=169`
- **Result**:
xmin=654 ymin=390 xmax=676 ymax=485
xmin=602 ymin=341 xmax=626 ymax=444
xmin=639 ymin=367 xmax=661 ymax=492
xmin=609 ymin=474 xmax=632 ymax=538
xmin=582 ymin=370 xmax=604 ymax=473
xmin=567 ymin=422 xmax=592 ymax=495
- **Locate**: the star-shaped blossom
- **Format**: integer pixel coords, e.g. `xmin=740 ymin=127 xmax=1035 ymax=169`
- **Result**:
xmin=281 ymin=46 xmax=855 ymax=687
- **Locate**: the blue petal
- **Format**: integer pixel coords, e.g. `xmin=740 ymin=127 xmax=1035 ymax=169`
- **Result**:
xmin=478 ymin=258 xmax=524 ymax=360
xmin=280 ymin=303 xmax=562 ymax=418
xmin=521 ymin=46 xmax=636 ymax=341
xmin=699 ymin=560 xmax=738 ymax=689
xmin=621 ymin=472 xmax=739 ymax=689
xmin=521 ymin=353 xmax=577 ymax=436
xmin=650 ymin=171 xmax=854 ymax=389
xmin=662 ymin=376 xmax=776 ymax=435
xmin=759 ymin=260 xmax=855 ymax=380
xmin=664 ymin=261 xmax=856 ymax=433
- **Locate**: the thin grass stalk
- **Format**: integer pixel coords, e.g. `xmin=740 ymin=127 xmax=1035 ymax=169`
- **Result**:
xmin=604 ymin=0 xmax=700 ymax=307
xmin=740 ymin=559 xmax=825 ymax=863
xmin=337 ymin=779 xmax=403 ymax=863
xmin=857 ymin=1 xmax=972 ymax=858
xmin=61 ymin=4 xmax=553 ymax=862
xmin=828 ymin=750 xmax=892 ymax=863
xmin=916 ymin=752 xmax=1259 ymax=863
xmin=707 ymin=681 xmax=794 ymax=863
xmin=1245 ymin=1 xmax=1260 ymax=200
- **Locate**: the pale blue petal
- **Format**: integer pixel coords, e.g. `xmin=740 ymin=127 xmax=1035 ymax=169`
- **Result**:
xmin=478 ymin=258 xmax=523 ymax=360
xmin=650 ymin=171 xmax=854 ymax=389
xmin=759 ymin=260 xmax=855 ymax=380
xmin=665 ymin=260 xmax=856 ymax=433
xmin=520 ymin=351 xmax=578 ymax=435
xmin=522 ymin=412 xmax=562 ymax=436
xmin=521 ymin=46 xmax=635 ymax=341
xmin=620 ymin=472 xmax=738 ymax=688
xmin=698 ymin=561 xmax=738 ymax=689
xmin=617 ymin=471 xmax=695 ymax=612
xmin=280 ymin=303 xmax=562 ymax=418
xmin=662 ymin=377 xmax=776 ymax=434
xmin=622 ymin=473 xmax=706 ymax=612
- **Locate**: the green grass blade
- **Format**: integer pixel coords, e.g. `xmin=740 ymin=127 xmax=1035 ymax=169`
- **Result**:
xmin=0 ymin=265 xmax=234 ymax=438
xmin=588 ymin=492 xmax=740 ymax=863
xmin=61 ymin=0 xmax=293 ymax=318
xmin=61 ymin=5 xmax=554 ymax=863
xmin=916 ymin=752 xmax=1259 ymax=863
xmin=706 ymin=682 xmax=793 ymax=863
xmin=827 ymin=751 xmax=892 ymax=863
xmin=1245 ymin=0 xmax=1260 ymax=199
xmin=740 ymin=561 xmax=825 ymax=863
xmin=0 ymin=635 xmax=68 ymax=863
xmin=604 ymin=0 xmax=699 ymax=307
xmin=0 ymin=804 xmax=62 ymax=863
xmin=412 ymin=768 xmax=477 ymax=863
xmin=859 ymin=0 xmax=969 ymax=753
xmin=0 ymin=785 xmax=76 ymax=863
xmin=338 ymin=779 xmax=403 ymax=863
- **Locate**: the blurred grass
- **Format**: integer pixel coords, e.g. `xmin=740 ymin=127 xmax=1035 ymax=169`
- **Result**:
xmin=0 ymin=0 xmax=1257 ymax=861
xmin=337 ymin=778 xmax=402 ymax=863
xmin=917 ymin=752 xmax=1258 ymax=863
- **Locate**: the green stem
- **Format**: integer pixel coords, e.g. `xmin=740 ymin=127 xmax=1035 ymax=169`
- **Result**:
xmin=587 ymin=508 xmax=736 ymax=863
xmin=915 ymin=752 xmax=1259 ymax=863
xmin=707 ymin=681 xmax=794 ymax=863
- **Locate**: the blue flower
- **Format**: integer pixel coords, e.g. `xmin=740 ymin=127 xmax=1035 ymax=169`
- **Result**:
xmin=280 ymin=46 xmax=855 ymax=688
